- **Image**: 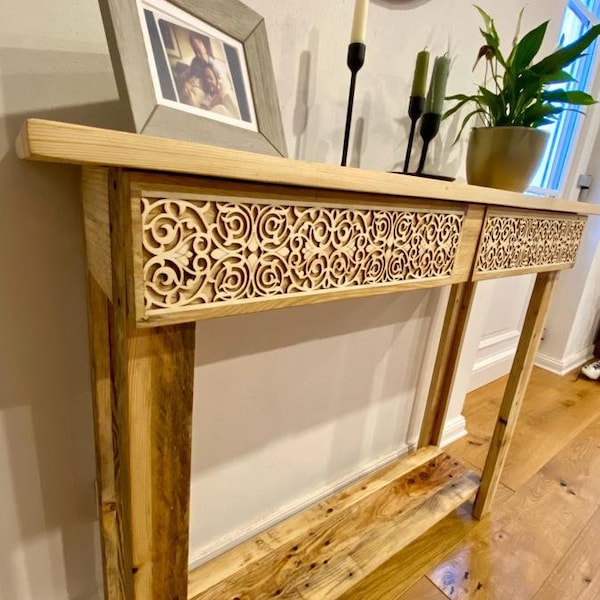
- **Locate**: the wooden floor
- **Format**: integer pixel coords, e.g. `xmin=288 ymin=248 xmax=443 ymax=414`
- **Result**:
xmin=341 ymin=366 xmax=600 ymax=600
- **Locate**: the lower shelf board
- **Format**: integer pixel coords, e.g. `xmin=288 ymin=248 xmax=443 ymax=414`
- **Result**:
xmin=187 ymin=447 xmax=479 ymax=600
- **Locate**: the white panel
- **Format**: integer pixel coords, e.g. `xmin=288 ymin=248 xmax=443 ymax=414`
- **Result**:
xmin=468 ymin=276 xmax=535 ymax=391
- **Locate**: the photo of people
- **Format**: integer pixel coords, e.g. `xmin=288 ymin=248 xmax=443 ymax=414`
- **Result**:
xmin=141 ymin=0 xmax=256 ymax=130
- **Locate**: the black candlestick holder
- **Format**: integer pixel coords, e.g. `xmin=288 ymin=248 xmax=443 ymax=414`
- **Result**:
xmin=392 ymin=111 xmax=454 ymax=181
xmin=402 ymin=95 xmax=425 ymax=173
xmin=341 ymin=42 xmax=366 ymax=167
xmin=416 ymin=112 xmax=441 ymax=175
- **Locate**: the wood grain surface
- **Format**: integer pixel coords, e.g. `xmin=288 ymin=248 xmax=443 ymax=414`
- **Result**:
xmin=533 ymin=505 xmax=600 ymax=599
xmin=343 ymin=369 xmax=600 ymax=600
xmin=339 ymin=480 xmax=513 ymax=600
xmin=419 ymin=281 xmax=478 ymax=448
xmin=126 ymin=324 xmax=196 ymax=600
xmin=188 ymin=446 xmax=444 ymax=597
xmin=398 ymin=577 xmax=449 ymax=600
xmin=188 ymin=452 xmax=478 ymax=600
xmin=39 ymin=115 xmax=600 ymax=600
xmin=82 ymin=167 xmax=113 ymax=300
xmin=87 ymin=169 xmax=197 ymax=600
xmin=429 ymin=415 xmax=600 ymax=599
xmin=243 ymin=19 xmax=288 ymax=156
xmin=87 ymin=274 xmax=128 ymax=600
xmin=129 ymin=173 xmax=473 ymax=327
xmin=16 ymin=119 xmax=600 ymax=215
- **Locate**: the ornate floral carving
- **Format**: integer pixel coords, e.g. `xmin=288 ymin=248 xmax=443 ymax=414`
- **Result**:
xmin=476 ymin=214 xmax=585 ymax=274
xmin=140 ymin=197 xmax=464 ymax=314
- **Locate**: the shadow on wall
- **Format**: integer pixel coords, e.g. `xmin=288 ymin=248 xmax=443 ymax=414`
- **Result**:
xmin=292 ymin=28 xmax=320 ymax=161
xmin=0 ymin=47 xmax=128 ymax=600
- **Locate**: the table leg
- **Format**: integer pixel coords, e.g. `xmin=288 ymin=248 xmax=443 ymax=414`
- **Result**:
xmin=418 ymin=281 xmax=478 ymax=448
xmin=85 ymin=168 xmax=196 ymax=600
xmin=87 ymin=274 xmax=129 ymax=600
xmin=473 ymin=271 xmax=559 ymax=519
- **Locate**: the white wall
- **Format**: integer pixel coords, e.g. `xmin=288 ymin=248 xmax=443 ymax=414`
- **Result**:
xmin=538 ymin=205 xmax=600 ymax=373
xmin=0 ymin=5 xmax=128 ymax=600
xmin=0 ymin=0 xmax=568 ymax=598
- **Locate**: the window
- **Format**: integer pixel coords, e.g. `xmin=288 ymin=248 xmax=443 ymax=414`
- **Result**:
xmin=528 ymin=0 xmax=600 ymax=196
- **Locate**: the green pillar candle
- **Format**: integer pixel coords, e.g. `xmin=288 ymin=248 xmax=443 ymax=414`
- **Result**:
xmin=425 ymin=55 xmax=450 ymax=115
xmin=410 ymin=50 xmax=429 ymax=97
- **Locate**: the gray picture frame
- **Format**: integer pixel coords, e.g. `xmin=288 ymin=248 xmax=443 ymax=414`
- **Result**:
xmin=98 ymin=0 xmax=287 ymax=156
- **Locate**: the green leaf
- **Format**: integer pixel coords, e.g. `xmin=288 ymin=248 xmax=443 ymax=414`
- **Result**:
xmin=511 ymin=21 xmax=548 ymax=72
xmin=512 ymin=7 xmax=525 ymax=47
xmin=480 ymin=29 xmax=498 ymax=50
xmin=520 ymin=103 xmax=562 ymax=127
xmin=531 ymin=24 xmax=600 ymax=75
xmin=443 ymin=95 xmax=479 ymax=120
xmin=536 ymin=117 xmax=558 ymax=127
xmin=474 ymin=5 xmax=506 ymax=65
xmin=513 ymin=70 xmax=545 ymax=99
xmin=540 ymin=70 xmax=576 ymax=84
xmin=446 ymin=94 xmax=476 ymax=101
xmin=451 ymin=7 xmax=599 ymax=130
xmin=541 ymin=89 xmax=597 ymax=105
xmin=477 ymin=86 xmax=507 ymax=121
xmin=474 ymin=5 xmax=495 ymax=36
xmin=452 ymin=108 xmax=483 ymax=144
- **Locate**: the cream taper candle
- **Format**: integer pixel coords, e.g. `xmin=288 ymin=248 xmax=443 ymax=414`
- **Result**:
xmin=350 ymin=0 xmax=369 ymax=44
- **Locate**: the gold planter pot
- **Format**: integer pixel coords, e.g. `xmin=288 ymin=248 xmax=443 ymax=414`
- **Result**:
xmin=466 ymin=126 xmax=549 ymax=192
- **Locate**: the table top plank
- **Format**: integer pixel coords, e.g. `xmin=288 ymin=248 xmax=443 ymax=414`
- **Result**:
xmin=16 ymin=119 xmax=600 ymax=216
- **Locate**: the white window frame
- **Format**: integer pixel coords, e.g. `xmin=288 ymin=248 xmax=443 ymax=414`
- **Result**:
xmin=528 ymin=0 xmax=600 ymax=199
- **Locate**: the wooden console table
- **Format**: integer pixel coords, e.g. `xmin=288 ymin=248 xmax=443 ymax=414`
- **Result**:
xmin=16 ymin=119 xmax=600 ymax=600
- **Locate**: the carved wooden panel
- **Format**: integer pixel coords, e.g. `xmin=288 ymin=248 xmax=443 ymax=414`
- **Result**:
xmin=474 ymin=211 xmax=586 ymax=279
xmin=138 ymin=195 xmax=464 ymax=319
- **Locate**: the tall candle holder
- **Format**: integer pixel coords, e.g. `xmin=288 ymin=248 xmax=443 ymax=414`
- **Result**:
xmin=392 ymin=111 xmax=455 ymax=181
xmin=416 ymin=112 xmax=441 ymax=175
xmin=402 ymin=95 xmax=425 ymax=173
xmin=341 ymin=42 xmax=366 ymax=167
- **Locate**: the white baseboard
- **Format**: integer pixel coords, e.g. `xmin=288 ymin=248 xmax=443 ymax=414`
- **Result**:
xmin=440 ymin=415 xmax=468 ymax=447
xmin=469 ymin=347 xmax=516 ymax=391
xmin=188 ymin=443 xmax=410 ymax=569
xmin=535 ymin=346 xmax=594 ymax=376
xmin=478 ymin=329 xmax=520 ymax=350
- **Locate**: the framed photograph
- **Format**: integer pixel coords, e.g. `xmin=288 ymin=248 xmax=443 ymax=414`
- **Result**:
xmin=98 ymin=0 xmax=287 ymax=156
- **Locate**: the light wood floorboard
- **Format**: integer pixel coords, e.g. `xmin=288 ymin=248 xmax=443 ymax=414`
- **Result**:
xmin=428 ymin=414 xmax=600 ymax=599
xmin=343 ymin=367 xmax=600 ymax=600
xmin=448 ymin=367 xmax=600 ymax=491
xmin=533 ymin=506 xmax=600 ymax=599
xmin=400 ymin=577 xmax=449 ymax=600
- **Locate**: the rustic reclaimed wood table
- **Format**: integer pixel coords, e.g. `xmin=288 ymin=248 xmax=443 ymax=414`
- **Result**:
xmin=16 ymin=119 xmax=600 ymax=600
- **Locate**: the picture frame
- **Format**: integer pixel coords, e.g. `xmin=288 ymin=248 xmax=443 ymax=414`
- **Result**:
xmin=98 ymin=0 xmax=287 ymax=156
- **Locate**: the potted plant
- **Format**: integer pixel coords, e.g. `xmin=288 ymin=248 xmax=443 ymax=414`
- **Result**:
xmin=445 ymin=6 xmax=600 ymax=192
